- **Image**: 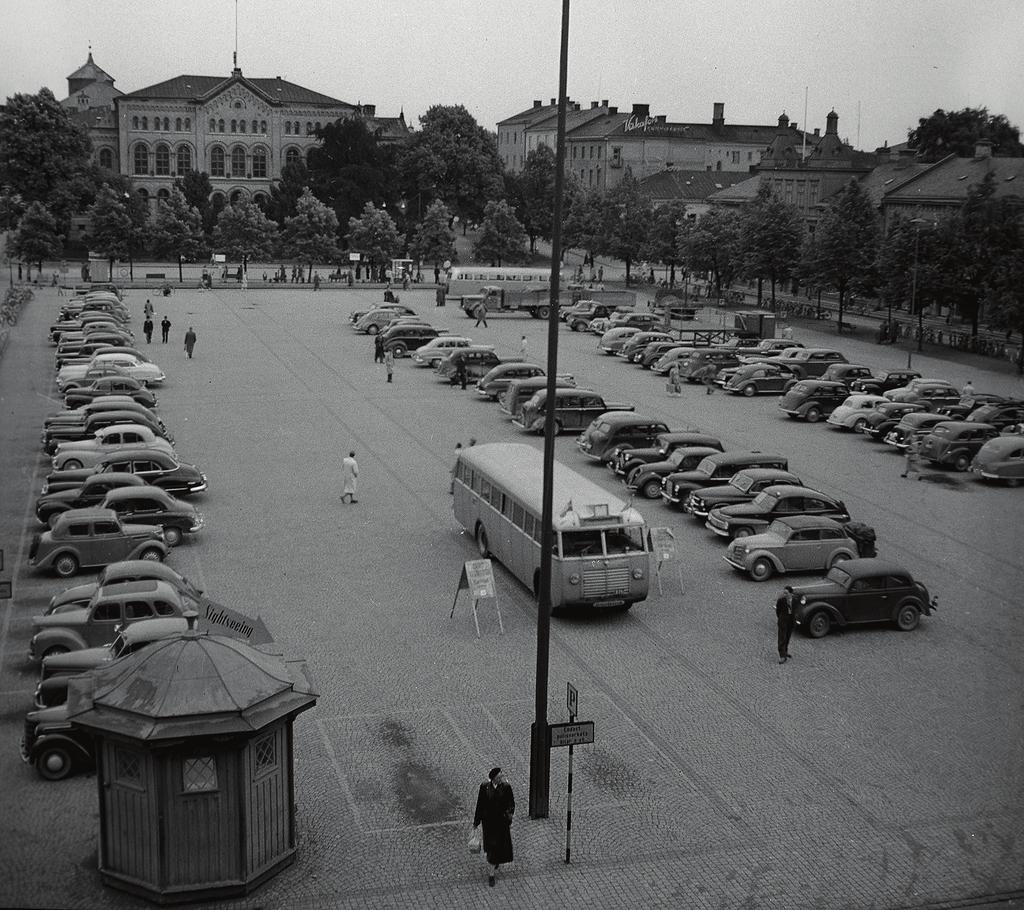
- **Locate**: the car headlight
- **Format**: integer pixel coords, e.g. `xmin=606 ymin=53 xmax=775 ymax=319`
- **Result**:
xmin=798 ymin=595 xmax=807 ymax=605
xmin=569 ymin=574 xmax=580 ymax=585
xmin=632 ymin=569 xmax=644 ymax=579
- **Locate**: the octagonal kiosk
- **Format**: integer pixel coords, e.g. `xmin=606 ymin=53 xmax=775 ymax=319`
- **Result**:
xmin=65 ymin=619 xmax=317 ymax=904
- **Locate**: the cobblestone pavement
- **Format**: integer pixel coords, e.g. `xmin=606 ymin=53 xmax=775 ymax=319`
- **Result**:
xmin=0 ymin=287 xmax=1022 ymax=909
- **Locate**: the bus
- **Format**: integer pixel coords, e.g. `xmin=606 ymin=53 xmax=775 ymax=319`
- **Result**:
xmin=452 ymin=443 xmax=650 ymax=612
xmin=445 ymin=266 xmax=566 ymax=319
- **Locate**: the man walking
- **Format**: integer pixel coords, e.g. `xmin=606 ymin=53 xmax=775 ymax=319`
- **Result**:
xmin=340 ymin=451 xmax=359 ymax=503
xmin=143 ymin=317 xmax=154 ymax=345
xmin=160 ymin=315 xmax=172 ymax=343
xmin=384 ymin=348 xmax=394 ymax=383
xmin=374 ymin=333 xmax=385 ymax=363
xmin=519 ymin=335 xmax=528 ymax=360
xmin=901 ymin=434 xmax=922 ymax=479
xmin=183 ymin=326 xmax=197 ymax=359
xmin=474 ymin=301 xmax=488 ymax=328
xmin=775 ymin=586 xmax=795 ymax=664
xmin=473 ymin=768 xmax=515 ymax=887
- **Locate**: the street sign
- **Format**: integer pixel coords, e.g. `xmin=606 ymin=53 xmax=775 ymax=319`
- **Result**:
xmin=549 ymin=721 xmax=594 ymax=748
xmin=463 ymin=559 xmax=496 ymax=599
xmin=566 ymin=683 xmax=577 ymax=717
xmin=650 ymin=527 xmax=676 ymax=562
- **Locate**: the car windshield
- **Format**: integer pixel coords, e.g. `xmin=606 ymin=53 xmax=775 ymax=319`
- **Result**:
xmin=768 ymin=519 xmax=792 ymax=537
xmin=826 ymin=565 xmax=853 ymax=586
xmin=750 ymin=491 xmax=779 ymax=509
xmin=930 ymin=425 xmax=954 ymax=438
xmin=695 ymin=457 xmax=718 ymax=476
xmin=791 ymin=383 xmax=811 ymax=395
xmin=731 ymin=474 xmax=756 ymax=493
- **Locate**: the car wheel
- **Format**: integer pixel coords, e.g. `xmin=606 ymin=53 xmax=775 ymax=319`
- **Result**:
xmin=62 ymin=458 xmax=83 ymax=470
xmin=42 ymin=644 xmax=71 ymax=659
xmin=804 ymin=406 xmax=822 ymax=423
xmin=748 ymin=557 xmax=774 ymax=581
xmin=392 ymin=343 xmax=407 ymax=358
xmin=476 ymin=525 xmax=490 ymax=558
xmin=139 ymin=547 xmax=164 ymax=562
xmin=53 ymin=553 xmax=79 ymax=577
xmin=952 ymin=453 xmax=970 ymax=472
xmin=570 ymin=322 xmax=580 ymax=332
xmin=536 ymin=306 xmax=550 ymax=320
xmin=852 ymin=417 xmax=868 ymax=433
xmin=743 ymin=384 xmax=757 ymax=397
xmin=807 ymin=611 xmax=831 ymax=638
xmin=552 ymin=420 xmax=563 ymax=436
xmin=829 ymin=552 xmax=851 ymax=569
xmin=641 ymin=478 xmax=662 ymax=500
xmin=732 ymin=527 xmax=753 ymax=539
xmin=896 ymin=603 xmax=921 ymax=631
xmin=36 ymin=745 xmax=74 ymax=781
xmin=163 ymin=526 xmax=182 ymax=546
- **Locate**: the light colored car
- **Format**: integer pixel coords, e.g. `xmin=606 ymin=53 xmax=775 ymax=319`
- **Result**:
xmin=723 ymin=515 xmax=859 ymax=581
xmin=598 ymin=326 xmax=642 ymax=354
xmin=826 ymin=394 xmax=889 ymax=431
xmin=61 ymin=353 xmax=165 ymax=388
xmin=971 ymin=435 xmax=1024 ymax=486
xmin=354 ymin=307 xmax=420 ymax=334
xmin=52 ymin=424 xmax=175 ymax=471
xmin=411 ymin=336 xmax=476 ymax=367
xmin=56 ymin=362 xmax=130 ymax=392
xmin=47 ymin=559 xmax=204 ymax=614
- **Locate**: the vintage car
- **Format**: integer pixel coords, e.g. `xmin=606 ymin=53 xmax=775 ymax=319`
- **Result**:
xmin=475 ymin=363 xmax=560 ymax=400
xmin=723 ymin=515 xmax=860 ymax=581
xmin=411 ymin=336 xmax=476 ymax=367
xmin=515 ymin=392 xmax=634 ymax=435
xmin=706 ymin=485 xmax=850 ymax=539
xmin=51 ymin=423 xmax=175 ymax=471
xmin=63 ymin=376 xmax=158 ymax=410
xmin=962 ymin=401 xmax=1024 ymax=431
xmin=721 ymin=362 xmax=796 ymax=396
xmin=849 ymin=369 xmax=922 ymax=395
xmin=739 ymin=339 xmax=806 ymax=358
xmin=817 ymin=363 xmax=875 ymax=389
xmin=35 ymin=472 xmax=145 ymax=526
xmin=564 ymin=301 xmax=621 ymax=331
xmin=917 ymin=421 xmax=1000 ymax=471
xmin=21 ymin=705 xmax=95 ymax=780
xmin=639 ymin=341 xmax=685 ymax=369
xmin=883 ymin=412 xmax=954 ymax=450
xmin=55 ymin=361 xmax=130 ymax=391
xmin=576 ymin=413 xmax=670 ymax=463
xmin=28 ymin=508 xmax=168 ymax=578
xmin=100 ymin=485 xmax=204 ymax=546
xmin=683 ymin=468 xmax=804 ymax=519
xmin=825 ymin=394 xmax=889 ymax=431
xmin=778 ymin=380 xmax=850 ymax=422
xmin=610 ymin=432 xmax=724 ymax=479
xmin=43 ymin=408 xmax=171 ymax=454
xmin=44 ymin=447 xmax=208 ymax=497
xmin=436 ymin=347 xmax=515 ymax=384
xmin=651 ymin=346 xmax=703 ymax=376
xmin=58 ymin=352 xmax=163 ymax=389
xmin=606 ymin=312 xmax=661 ymax=332
xmin=935 ymin=393 xmax=1009 ymax=420
xmin=380 ymin=324 xmax=442 ymax=357
xmin=678 ymin=348 xmax=743 ymax=382
xmin=883 ymin=378 xmax=961 ymax=411
xmin=772 ymin=348 xmax=849 ymax=380
xmin=626 ymin=446 xmax=726 ymax=499
xmin=790 ymin=558 xmax=937 ymax=638
xmin=738 ymin=344 xmax=807 ymax=365
xmin=598 ymin=326 xmax=643 ymax=354
xmin=44 ymin=396 xmax=159 ymax=430
xmin=618 ymin=331 xmax=673 ymax=362
xmin=662 ymin=452 xmax=790 ymax=508
xmin=354 ymin=306 xmax=420 ymax=334
xmin=498 ymin=376 xmax=578 ymax=419
xmin=857 ymin=401 xmax=926 ymax=440
xmin=971 ymin=435 xmax=1024 ymax=486
xmin=349 ymin=302 xmax=416 ymax=326
xmin=47 ymin=559 xmax=204 ymax=615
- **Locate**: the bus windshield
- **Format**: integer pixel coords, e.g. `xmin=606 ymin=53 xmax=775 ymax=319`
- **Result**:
xmin=561 ymin=526 xmax=645 ymax=557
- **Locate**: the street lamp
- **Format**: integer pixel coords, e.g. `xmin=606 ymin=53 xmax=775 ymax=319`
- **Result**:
xmin=122 ymin=191 xmax=134 ymax=282
xmin=907 ymin=217 xmax=929 ymax=367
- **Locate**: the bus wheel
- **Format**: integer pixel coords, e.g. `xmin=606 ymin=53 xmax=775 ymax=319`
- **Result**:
xmin=536 ymin=306 xmax=550 ymax=319
xmin=476 ymin=525 xmax=490 ymax=558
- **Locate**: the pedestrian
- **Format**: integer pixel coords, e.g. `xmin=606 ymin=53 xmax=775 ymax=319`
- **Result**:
xmin=159 ymin=316 xmax=171 ymax=343
xmin=472 ymin=767 xmax=515 ymax=887
xmin=698 ymin=364 xmax=717 ymax=394
xmin=775 ymin=586 xmax=795 ymax=664
xmin=434 ymin=266 xmax=440 ymax=285
xmin=901 ymin=434 xmax=923 ymax=479
xmin=374 ymin=333 xmax=385 ymax=363
xmin=474 ymin=302 xmax=488 ymax=328
xmin=457 ymin=360 xmax=469 ymax=390
xmin=313 ymin=273 xmax=321 ymax=291
xmin=183 ymin=326 xmax=197 ymax=358
xmin=144 ymin=299 xmax=154 ymax=319
xmin=449 ymin=442 xmax=462 ymax=493
xmin=519 ymin=335 xmax=528 ymax=360
xmin=667 ymin=362 xmax=682 ymax=396
xmin=340 ymin=451 xmax=359 ymax=503
xmin=57 ymin=279 xmax=65 ymax=296
xmin=961 ymin=380 xmax=975 ymax=400
xmin=143 ymin=317 xmax=154 ymax=344
xmin=384 ymin=348 xmax=394 ymax=383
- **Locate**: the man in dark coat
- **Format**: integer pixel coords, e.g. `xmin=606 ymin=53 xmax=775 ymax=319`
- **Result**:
xmin=183 ymin=326 xmax=197 ymax=359
xmin=473 ymin=767 xmax=514 ymax=886
xmin=374 ymin=333 xmax=385 ymax=363
xmin=775 ymin=586 xmax=795 ymax=663
xmin=160 ymin=316 xmax=171 ymax=343
xmin=143 ymin=317 xmax=154 ymax=344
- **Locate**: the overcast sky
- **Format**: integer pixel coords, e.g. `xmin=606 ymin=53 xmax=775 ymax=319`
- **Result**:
xmin=2 ymin=0 xmax=1022 ymax=153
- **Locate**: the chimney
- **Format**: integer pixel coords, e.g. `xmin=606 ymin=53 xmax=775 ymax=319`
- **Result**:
xmin=813 ymin=128 xmax=820 ymax=138
xmin=362 ymin=104 xmax=375 ymax=118
xmin=601 ymin=99 xmax=608 ymax=107
xmin=712 ymin=101 xmax=724 ymax=126
xmin=550 ymin=98 xmax=556 ymax=106
xmin=656 ymin=115 xmax=666 ymax=124
xmin=825 ymin=110 xmax=839 ymax=135
xmin=631 ymin=103 xmax=650 ymax=118
xmin=974 ymin=139 xmax=993 ymax=159
xmin=591 ymin=101 xmax=598 ymax=109
xmin=609 ymin=106 xmax=618 ymax=115
xmin=574 ymin=102 xmax=581 ymax=111
xmin=533 ymin=99 xmax=542 ymax=108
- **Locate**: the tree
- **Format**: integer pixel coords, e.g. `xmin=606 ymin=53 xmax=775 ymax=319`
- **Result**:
xmin=212 ymin=200 xmax=279 ymax=262
xmin=147 ymin=188 xmax=205 ymax=280
xmin=84 ymin=185 xmax=134 ymax=276
xmin=679 ymin=208 xmax=744 ymax=298
xmin=605 ymin=176 xmax=653 ymax=285
xmin=397 ymin=105 xmax=504 ymax=228
xmin=641 ymin=199 xmax=689 ymax=286
xmin=263 ymin=160 xmax=312 ymax=225
xmin=513 ymin=145 xmax=558 ymax=252
xmin=472 ymin=200 xmax=527 ymax=265
xmin=908 ymin=107 xmax=1024 ymax=161
xmin=805 ymin=180 xmax=880 ymax=328
xmin=741 ymin=183 xmax=803 ymax=305
xmin=0 ymin=89 xmax=92 ymax=207
xmin=410 ymin=200 xmax=457 ymax=272
xmin=562 ymin=185 xmax=607 ymax=267
xmin=281 ymin=188 xmax=341 ymax=275
xmin=9 ymin=201 xmax=63 ymax=271
xmin=174 ymin=170 xmax=215 ymax=235
xmin=346 ymin=202 xmax=403 ymax=279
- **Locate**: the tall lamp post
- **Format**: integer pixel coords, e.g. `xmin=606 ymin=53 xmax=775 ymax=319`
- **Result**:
xmin=907 ymin=217 xmax=928 ymax=367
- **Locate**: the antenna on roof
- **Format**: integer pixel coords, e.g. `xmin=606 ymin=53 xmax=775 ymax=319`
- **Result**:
xmin=233 ymin=0 xmax=239 ymax=70
xmin=802 ymin=86 xmax=808 ymax=162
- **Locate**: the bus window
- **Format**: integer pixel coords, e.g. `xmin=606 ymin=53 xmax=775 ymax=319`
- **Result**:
xmin=512 ymin=503 xmax=525 ymax=528
xmin=561 ymin=529 xmax=604 ymax=557
xmin=606 ymin=527 xmax=646 ymax=554
xmin=490 ymin=487 xmax=504 ymax=510
xmin=502 ymin=495 xmax=514 ymax=519
xmin=481 ymin=480 xmax=491 ymax=499
xmin=524 ymin=514 xmax=536 ymax=539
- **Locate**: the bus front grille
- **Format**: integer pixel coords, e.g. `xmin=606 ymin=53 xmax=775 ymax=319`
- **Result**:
xmin=582 ymin=565 xmax=631 ymax=598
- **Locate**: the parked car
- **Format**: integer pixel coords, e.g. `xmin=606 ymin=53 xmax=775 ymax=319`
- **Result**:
xmin=679 ymin=348 xmax=743 ymax=382
xmin=44 ymin=397 xmax=159 ymax=431
xmin=35 ymin=472 xmax=146 ymax=526
xmin=607 ymin=312 xmax=662 ymax=332
xmin=883 ymin=378 xmax=961 ymax=411
xmin=100 ymin=485 xmax=204 ymax=546
xmin=779 ymin=380 xmax=850 ymax=422
xmin=652 ymin=346 xmax=702 ymax=375
xmin=662 ymin=452 xmax=790 ymax=508
xmin=564 ymin=301 xmax=621 ymax=331
xmin=721 ymin=362 xmax=796 ymax=396
xmin=355 ymin=307 xmax=420 ymax=334
xmin=598 ymin=326 xmax=643 ymax=354
xmin=43 ymin=408 xmax=172 ymax=454
xmin=825 ymin=394 xmax=889 ymax=431
xmin=610 ymin=432 xmax=724 ymax=479
xmin=514 ymin=392 xmax=634 ymax=435
xmin=411 ymin=336 xmax=476 ymax=367
xmin=738 ymin=345 xmax=807 ymax=365
xmin=789 ymin=558 xmax=936 ymax=638
xmin=66 ymin=353 xmax=162 ymax=388
xmin=476 ymin=363 xmax=561 ymax=400
xmin=683 ymin=468 xmax=804 ymax=519
xmin=738 ymin=339 xmax=806 ymax=360
xmin=380 ymin=324 xmax=442 ymax=357
xmin=639 ymin=341 xmax=684 ymax=369
xmin=935 ymin=392 xmax=1009 ymax=420
xmin=28 ymin=508 xmax=168 ymax=578
xmin=963 ymin=402 xmax=1024 ymax=432
xmin=971 ymin=435 xmax=1024 ymax=486
xmin=47 ymin=559 xmax=204 ymax=615
xmin=917 ymin=421 xmax=1000 ymax=471
xmin=43 ymin=448 xmax=208 ymax=497
xmin=774 ymin=348 xmax=849 ymax=380
xmin=349 ymin=303 xmax=416 ymax=325
xmin=724 ymin=515 xmax=861 ymax=581
xmin=498 ymin=376 xmax=578 ymax=419
xmin=437 ymin=347 xmax=516 ymax=384
xmin=849 ymin=369 xmax=921 ymax=395
xmin=627 ymin=446 xmax=728 ymax=499
xmin=857 ymin=401 xmax=927 ymax=440
xmin=883 ymin=412 xmax=953 ymax=450
xmin=56 ymin=362 xmax=130 ymax=391
xmin=52 ymin=423 xmax=175 ymax=471
xmin=63 ymin=376 xmax=158 ymax=410
xmin=706 ymin=485 xmax=850 ymax=539
xmin=619 ymin=331 xmax=673 ymax=362
xmin=576 ymin=413 xmax=670 ymax=463
xmin=21 ymin=705 xmax=95 ymax=780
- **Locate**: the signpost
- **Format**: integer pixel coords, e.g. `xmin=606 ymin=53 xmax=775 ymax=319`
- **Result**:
xmin=551 ymin=683 xmax=594 ymax=864
xmin=650 ymin=527 xmax=683 ymax=594
xmin=450 ymin=559 xmax=503 ymax=637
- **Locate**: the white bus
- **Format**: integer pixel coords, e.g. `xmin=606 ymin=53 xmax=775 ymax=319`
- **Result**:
xmin=446 ymin=266 xmax=566 ymax=319
xmin=452 ymin=443 xmax=650 ymax=612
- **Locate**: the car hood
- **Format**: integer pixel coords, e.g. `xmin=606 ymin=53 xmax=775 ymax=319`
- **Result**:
xmin=33 ymin=607 xmax=90 ymax=630
xmin=695 ymin=486 xmax=748 ymax=504
xmin=730 ymin=530 xmax=785 ymax=548
xmin=43 ymin=645 xmax=110 ymax=671
xmin=716 ymin=502 xmax=765 ymax=518
xmin=792 ymin=580 xmax=845 ymax=600
xmin=50 ymin=581 xmax=98 ymax=609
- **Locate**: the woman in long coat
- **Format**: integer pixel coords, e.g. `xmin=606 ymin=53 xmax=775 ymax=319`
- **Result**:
xmin=473 ymin=768 xmax=514 ymax=886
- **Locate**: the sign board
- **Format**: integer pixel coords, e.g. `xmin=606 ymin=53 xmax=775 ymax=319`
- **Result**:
xmin=462 ymin=559 xmax=496 ymax=599
xmin=549 ymin=721 xmax=595 ymax=748
xmin=201 ymin=599 xmax=274 ymax=645
xmin=0 ymin=581 xmax=11 ymax=600
xmin=650 ymin=527 xmax=677 ymax=562
xmin=349 ymin=252 xmax=362 ymax=262
xmin=566 ymin=683 xmax=577 ymax=717
xmin=211 ymin=253 xmax=226 ymax=263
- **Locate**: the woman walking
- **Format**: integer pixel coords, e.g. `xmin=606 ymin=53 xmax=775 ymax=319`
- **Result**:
xmin=472 ymin=767 xmax=515 ymax=887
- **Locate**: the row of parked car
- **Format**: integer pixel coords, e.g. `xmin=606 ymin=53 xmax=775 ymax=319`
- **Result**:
xmin=21 ymin=288 xmax=213 ymax=781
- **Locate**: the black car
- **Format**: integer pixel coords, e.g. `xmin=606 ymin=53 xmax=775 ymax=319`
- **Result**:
xmin=790 ymin=558 xmax=937 ymax=638
xmin=662 ymin=451 xmax=790 ymax=508
xmin=618 ymin=331 xmax=673 ymax=362
xmin=818 ymin=363 xmax=876 ymax=389
xmin=64 ymin=377 xmax=157 ymax=410
xmin=43 ymin=409 xmax=171 ymax=454
xmin=964 ymin=402 xmax=1024 ymax=431
xmin=627 ymin=446 xmax=725 ymax=499
xmin=850 ymin=370 xmax=922 ymax=395
xmin=43 ymin=448 xmax=208 ymax=497
xmin=858 ymin=401 xmax=926 ymax=440
xmin=706 ymin=485 xmax=850 ymax=539
xmin=778 ymin=380 xmax=849 ymax=423
xmin=683 ymin=468 xmax=804 ymax=519
xmin=610 ymin=432 xmax=724 ymax=478
xmin=35 ymin=473 xmax=145 ymax=526
xmin=380 ymin=324 xmax=441 ymax=357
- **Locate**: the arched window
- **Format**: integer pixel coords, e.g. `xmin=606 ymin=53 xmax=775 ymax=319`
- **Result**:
xmin=230 ymin=189 xmax=244 ymax=204
xmin=210 ymin=146 xmax=225 ymax=177
xmin=285 ymin=147 xmax=300 ymax=166
xmin=99 ymin=148 xmax=114 ymax=169
xmin=306 ymin=121 xmax=312 ymax=134
xmin=133 ymin=144 xmax=149 ymax=175
xmin=141 ymin=116 xmax=148 ymax=130
xmin=163 ymin=117 xmax=170 ymax=131
xmin=231 ymin=146 xmax=246 ymax=177
xmin=209 ymin=118 xmax=216 ymax=132
xmin=218 ymin=119 xmax=225 ymax=132
xmin=260 ymin=120 xmax=266 ymax=133
xmin=175 ymin=117 xmax=182 ymax=131
xmin=155 ymin=144 xmax=170 ymax=175
xmin=156 ymin=188 xmax=170 ymax=206
xmin=251 ymin=119 xmax=257 ymax=133
xmin=137 ymin=188 xmax=150 ymax=212
xmin=230 ymin=119 xmax=237 ymax=133
xmin=315 ymin=121 xmax=321 ymax=131
xmin=176 ymin=145 xmax=191 ymax=174
xmin=132 ymin=116 xmax=139 ymax=130
xmin=252 ymin=147 xmax=268 ymax=178
xmin=284 ymin=121 xmax=291 ymax=135
xmin=185 ymin=117 xmax=191 ymax=129
xmin=253 ymin=192 xmax=267 ymax=208
xmin=239 ymin=120 xmax=246 ymax=133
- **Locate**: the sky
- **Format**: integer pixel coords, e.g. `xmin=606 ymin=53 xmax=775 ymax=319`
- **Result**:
xmin=2 ymin=0 xmax=1022 ymax=153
